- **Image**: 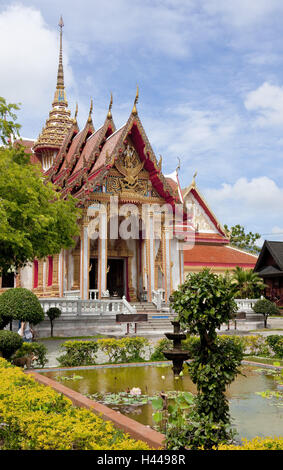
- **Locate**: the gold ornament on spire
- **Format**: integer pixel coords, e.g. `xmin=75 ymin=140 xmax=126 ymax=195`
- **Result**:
xmin=107 ymin=93 xmax=113 ymax=119
xmin=73 ymin=102 xmax=78 ymax=124
xmin=88 ymin=98 xmax=93 ymax=123
xmin=33 ymin=16 xmax=73 ymax=153
xmin=132 ymin=85 xmax=139 ymax=115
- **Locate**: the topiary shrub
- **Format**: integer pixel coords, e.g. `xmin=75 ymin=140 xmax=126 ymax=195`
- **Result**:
xmin=0 ymin=330 xmax=23 ymax=360
xmin=46 ymin=307 xmax=61 ymax=337
xmin=0 ymin=287 xmax=44 ymax=329
xmin=252 ymin=298 xmax=280 ymax=328
xmin=170 ymin=268 xmax=242 ymax=449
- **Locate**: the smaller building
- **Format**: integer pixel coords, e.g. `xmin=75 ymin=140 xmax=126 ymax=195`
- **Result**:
xmin=182 ymin=177 xmax=258 ymax=276
xmin=254 ymin=240 xmax=283 ymax=306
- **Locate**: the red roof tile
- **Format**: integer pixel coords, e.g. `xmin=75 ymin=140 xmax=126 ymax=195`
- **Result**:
xmin=184 ymin=244 xmax=257 ymax=267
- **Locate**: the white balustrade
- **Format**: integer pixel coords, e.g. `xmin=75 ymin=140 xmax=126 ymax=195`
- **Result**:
xmin=152 ymin=289 xmax=165 ymax=310
xmin=39 ymin=296 xmax=137 ymax=317
xmin=235 ymin=298 xmax=260 ymax=313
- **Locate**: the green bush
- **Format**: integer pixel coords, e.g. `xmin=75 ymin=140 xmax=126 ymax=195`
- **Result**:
xmin=265 ymin=335 xmax=283 ymax=359
xmin=57 ymin=340 xmax=99 ymax=367
xmin=252 ymin=298 xmax=280 ymax=328
xmin=11 ymin=342 xmax=48 ymax=368
xmin=0 ymin=330 xmax=23 ymax=360
xmin=243 ymin=335 xmax=270 ymax=356
xmin=150 ymin=338 xmax=173 ymax=361
xmin=97 ymin=337 xmax=149 ymax=363
xmin=0 ymin=288 xmax=44 ymax=329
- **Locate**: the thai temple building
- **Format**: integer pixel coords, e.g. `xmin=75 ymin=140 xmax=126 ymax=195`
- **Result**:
xmin=0 ymin=19 xmax=257 ymax=308
xmin=12 ymin=19 xmax=187 ymax=306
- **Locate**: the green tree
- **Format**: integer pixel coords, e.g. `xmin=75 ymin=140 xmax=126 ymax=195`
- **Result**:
xmin=231 ymin=267 xmax=266 ymax=298
xmin=252 ymin=298 xmax=280 ymax=328
xmin=224 ymin=224 xmax=261 ymax=254
xmin=170 ymin=269 xmax=243 ymax=449
xmin=0 ymin=145 xmax=80 ymax=275
xmin=46 ymin=307 xmax=62 ymax=337
xmin=0 ymin=96 xmax=21 ymax=145
xmin=0 ymin=98 xmax=80 ymax=275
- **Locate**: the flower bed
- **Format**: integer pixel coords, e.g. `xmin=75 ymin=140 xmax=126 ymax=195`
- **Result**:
xmin=0 ymin=358 xmax=150 ymax=450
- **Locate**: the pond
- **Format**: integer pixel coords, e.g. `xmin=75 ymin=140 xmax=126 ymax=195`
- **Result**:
xmin=42 ymin=363 xmax=283 ymax=441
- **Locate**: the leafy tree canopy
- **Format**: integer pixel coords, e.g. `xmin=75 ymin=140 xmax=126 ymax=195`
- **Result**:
xmin=0 ymin=99 xmax=81 ymax=274
xmin=224 ymin=224 xmax=261 ymax=254
xmin=231 ymin=267 xmax=266 ymax=299
xmin=0 ymin=96 xmax=21 ymax=145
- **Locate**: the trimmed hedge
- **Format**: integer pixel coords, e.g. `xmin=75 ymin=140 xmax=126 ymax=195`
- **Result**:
xmin=57 ymin=340 xmax=99 ymax=367
xmin=0 ymin=358 xmax=151 ymax=450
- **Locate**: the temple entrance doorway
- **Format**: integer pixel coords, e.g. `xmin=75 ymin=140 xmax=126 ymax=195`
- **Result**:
xmin=107 ymin=258 xmax=125 ymax=298
xmin=89 ymin=258 xmax=98 ymax=290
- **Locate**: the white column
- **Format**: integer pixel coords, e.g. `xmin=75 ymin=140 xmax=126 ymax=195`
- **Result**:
xmin=98 ymin=205 xmax=108 ymax=298
xmin=80 ymin=221 xmax=90 ymax=300
xmin=162 ymin=227 xmax=172 ymax=303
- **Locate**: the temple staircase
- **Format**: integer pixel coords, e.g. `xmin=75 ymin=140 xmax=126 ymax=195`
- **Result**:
xmin=130 ymin=302 xmax=176 ymax=335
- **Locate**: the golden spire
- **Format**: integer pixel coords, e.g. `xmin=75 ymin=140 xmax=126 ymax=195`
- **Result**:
xmin=132 ymin=85 xmax=139 ymax=115
xmin=88 ymin=98 xmax=93 ymax=123
xmin=33 ymin=16 xmax=73 ymax=153
xmin=107 ymin=93 xmax=113 ymax=119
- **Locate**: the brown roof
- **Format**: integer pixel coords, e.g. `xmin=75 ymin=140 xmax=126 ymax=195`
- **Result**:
xmin=184 ymin=244 xmax=257 ymax=267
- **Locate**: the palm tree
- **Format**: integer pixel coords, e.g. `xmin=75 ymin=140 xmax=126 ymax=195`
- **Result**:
xmin=231 ymin=267 xmax=266 ymax=298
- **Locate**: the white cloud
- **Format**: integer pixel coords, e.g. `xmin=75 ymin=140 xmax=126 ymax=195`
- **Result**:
xmin=202 ymin=0 xmax=283 ymax=28
xmin=0 ymin=4 xmax=74 ymax=122
xmin=244 ymin=82 xmax=283 ymax=127
xmin=203 ymin=177 xmax=283 ymax=235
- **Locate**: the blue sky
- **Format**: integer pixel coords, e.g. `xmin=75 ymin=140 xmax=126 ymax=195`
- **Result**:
xmin=1 ymin=1 xmax=283 ymax=244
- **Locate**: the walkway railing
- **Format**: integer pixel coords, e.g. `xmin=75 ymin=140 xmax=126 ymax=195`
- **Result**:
xmin=40 ymin=296 xmax=137 ymax=317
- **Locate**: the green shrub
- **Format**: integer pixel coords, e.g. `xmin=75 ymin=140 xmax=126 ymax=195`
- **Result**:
xmin=97 ymin=337 xmax=149 ymax=363
xmin=243 ymin=335 xmax=270 ymax=356
xmin=0 ymin=288 xmax=44 ymax=329
xmin=252 ymin=298 xmax=280 ymax=328
xmin=57 ymin=340 xmax=99 ymax=366
xmin=265 ymin=335 xmax=283 ymax=359
xmin=11 ymin=342 xmax=48 ymax=368
xmin=0 ymin=330 xmax=23 ymax=360
xmin=150 ymin=338 xmax=173 ymax=361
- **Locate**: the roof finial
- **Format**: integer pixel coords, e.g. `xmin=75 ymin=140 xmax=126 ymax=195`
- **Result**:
xmin=132 ymin=85 xmax=139 ymax=115
xmin=73 ymin=102 xmax=78 ymax=124
xmin=107 ymin=93 xmax=113 ymax=119
xmin=176 ymin=157 xmax=181 ymax=174
xmin=88 ymin=98 xmax=93 ymax=123
xmin=192 ymin=171 xmax=197 ymax=187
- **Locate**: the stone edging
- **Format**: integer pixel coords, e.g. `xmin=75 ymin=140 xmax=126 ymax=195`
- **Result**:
xmin=26 ymin=371 xmax=165 ymax=450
